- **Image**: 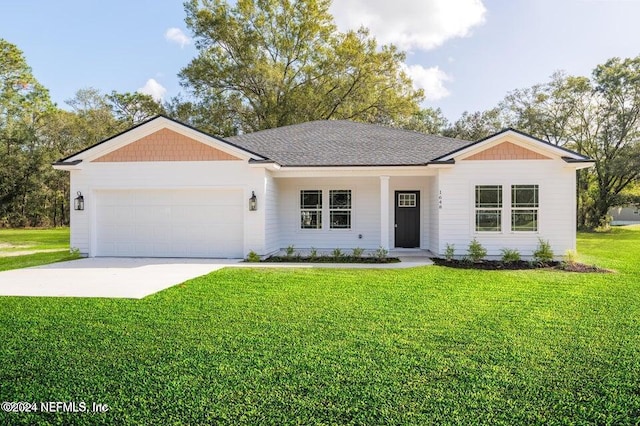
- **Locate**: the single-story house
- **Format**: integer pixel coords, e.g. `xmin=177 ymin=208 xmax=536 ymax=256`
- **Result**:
xmin=53 ymin=115 xmax=593 ymax=259
xmin=609 ymin=205 xmax=640 ymax=225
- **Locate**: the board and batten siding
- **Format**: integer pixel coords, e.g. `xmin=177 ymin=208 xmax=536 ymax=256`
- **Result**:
xmin=436 ymin=159 xmax=576 ymax=258
xmin=69 ymin=161 xmax=269 ymax=256
xmin=429 ymin=175 xmax=440 ymax=254
xmin=276 ymin=177 xmax=381 ymax=250
xmin=264 ymin=173 xmax=281 ymax=254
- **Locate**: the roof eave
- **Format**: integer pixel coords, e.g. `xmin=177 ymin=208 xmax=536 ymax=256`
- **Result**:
xmin=52 ymin=159 xmax=83 ymax=170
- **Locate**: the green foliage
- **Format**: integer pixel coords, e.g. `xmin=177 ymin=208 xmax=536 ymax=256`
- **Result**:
xmin=285 ymin=244 xmax=295 ymax=258
xmin=373 ymin=246 xmax=388 ymax=260
xmin=500 ymin=248 xmax=521 ymax=263
xmin=351 ymin=247 xmax=364 ymax=258
xmin=563 ymin=249 xmax=578 ymax=266
xmin=0 ymin=228 xmax=638 ymax=424
xmin=0 ymin=228 xmax=79 ymax=271
xmin=444 ymin=243 xmax=455 ymax=261
xmin=533 ymin=238 xmax=554 ymax=264
xmin=246 ymin=250 xmax=261 ymax=262
xmin=106 ymin=90 xmax=165 ymax=125
xmin=331 ymin=248 xmax=344 ymax=258
xmin=180 ymin=0 xmax=422 ymax=135
xmin=309 ymin=247 xmax=318 ymax=260
xmin=467 ymin=238 xmax=487 ymax=262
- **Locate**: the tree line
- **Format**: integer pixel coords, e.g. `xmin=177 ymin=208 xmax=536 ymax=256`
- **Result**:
xmin=1 ymin=0 xmax=639 ymax=229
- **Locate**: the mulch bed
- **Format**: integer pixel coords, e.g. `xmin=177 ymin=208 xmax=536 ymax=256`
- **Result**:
xmin=259 ymin=256 xmax=401 ymax=264
xmin=432 ymin=258 xmax=612 ymax=273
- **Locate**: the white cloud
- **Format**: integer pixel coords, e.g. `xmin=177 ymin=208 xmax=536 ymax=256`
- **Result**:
xmin=164 ymin=27 xmax=191 ymax=48
xmin=137 ymin=78 xmax=167 ymax=101
xmin=402 ymin=64 xmax=452 ymax=101
xmin=330 ymin=0 xmax=486 ymax=51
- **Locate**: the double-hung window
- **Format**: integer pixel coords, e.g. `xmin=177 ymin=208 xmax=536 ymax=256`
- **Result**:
xmin=475 ymin=185 xmax=502 ymax=232
xmin=329 ymin=190 xmax=351 ymax=229
xmin=511 ymin=185 xmax=538 ymax=231
xmin=300 ymin=190 xmax=322 ymax=229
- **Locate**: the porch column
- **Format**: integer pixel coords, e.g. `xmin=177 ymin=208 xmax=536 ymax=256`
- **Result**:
xmin=380 ymin=176 xmax=390 ymax=249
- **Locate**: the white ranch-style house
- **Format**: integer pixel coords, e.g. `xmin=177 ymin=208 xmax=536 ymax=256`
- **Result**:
xmin=53 ymin=116 xmax=593 ymax=259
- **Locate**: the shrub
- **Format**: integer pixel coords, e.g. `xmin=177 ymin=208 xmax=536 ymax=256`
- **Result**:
xmin=331 ymin=248 xmax=344 ymax=258
xmin=285 ymin=245 xmax=295 ymax=258
xmin=352 ymin=247 xmax=364 ymax=258
xmin=309 ymin=247 xmax=318 ymax=260
xmin=444 ymin=243 xmax=455 ymax=261
xmin=563 ymin=249 xmax=578 ymax=266
xmin=533 ymin=238 xmax=554 ymax=264
xmin=374 ymin=246 xmax=388 ymax=260
xmin=467 ymin=238 xmax=487 ymax=262
xmin=500 ymin=248 xmax=521 ymax=263
xmin=246 ymin=250 xmax=261 ymax=262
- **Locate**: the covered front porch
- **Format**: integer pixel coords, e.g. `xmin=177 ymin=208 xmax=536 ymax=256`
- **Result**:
xmin=266 ymin=167 xmax=444 ymax=254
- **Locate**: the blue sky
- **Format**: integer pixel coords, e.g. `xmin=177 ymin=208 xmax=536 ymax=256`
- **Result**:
xmin=3 ymin=0 xmax=640 ymax=122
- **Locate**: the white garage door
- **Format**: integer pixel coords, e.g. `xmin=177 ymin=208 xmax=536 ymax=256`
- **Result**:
xmin=96 ymin=189 xmax=244 ymax=258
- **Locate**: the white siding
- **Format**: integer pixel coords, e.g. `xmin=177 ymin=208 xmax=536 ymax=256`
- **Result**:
xmin=436 ymin=159 xmax=576 ymax=258
xmin=69 ymin=161 xmax=268 ymax=257
xmin=264 ymin=172 xmax=281 ymax=254
xmin=277 ymin=177 xmax=380 ymax=249
xmin=429 ymin=175 xmax=440 ymax=254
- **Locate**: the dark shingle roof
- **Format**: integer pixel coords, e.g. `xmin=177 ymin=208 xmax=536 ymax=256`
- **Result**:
xmin=226 ymin=120 xmax=471 ymax=166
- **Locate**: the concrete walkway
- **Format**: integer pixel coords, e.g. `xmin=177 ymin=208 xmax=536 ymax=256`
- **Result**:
xmin=0 ymin=255 xmax=433 ymax=299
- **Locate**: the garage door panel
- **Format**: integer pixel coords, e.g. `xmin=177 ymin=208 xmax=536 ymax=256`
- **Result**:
xmin=96 ymin=189 xmax=244 ymax=258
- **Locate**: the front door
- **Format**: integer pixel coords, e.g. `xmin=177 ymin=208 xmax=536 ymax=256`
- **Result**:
xmin=395 ymin=191 xmax=420 ymax=248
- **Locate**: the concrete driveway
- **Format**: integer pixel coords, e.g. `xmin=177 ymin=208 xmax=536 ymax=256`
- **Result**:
xmin=0 ymin=258 xmax=241 ymax=299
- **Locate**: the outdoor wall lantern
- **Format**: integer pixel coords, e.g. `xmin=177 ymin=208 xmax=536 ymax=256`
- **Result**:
xmin=249 ymin=191 xmax=258 ymax=211
xmin=74 ymin=191 xmax=85 ymax=211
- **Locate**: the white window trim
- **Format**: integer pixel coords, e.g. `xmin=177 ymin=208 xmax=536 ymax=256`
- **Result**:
xmin=510 ymin=184 xmax=540 ymax=234
xmin=474 ymin=184 xmax=503 ymax=233
xmin=299 ymin=189 xmax=323 ymax=231
xmin=329 ymin=189 xmax=352 ymax=230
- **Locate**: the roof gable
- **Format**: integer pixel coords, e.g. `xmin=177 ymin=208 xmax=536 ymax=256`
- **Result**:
xmin=92 ymin=129 xmax=241 ymax=162
xmin=463 ymin=141 xmax=552 ymax=161
xmin=58 ymin=115 xmax=263 ymax=164
xmin=435 ymin=128 xmax=593 ymax=163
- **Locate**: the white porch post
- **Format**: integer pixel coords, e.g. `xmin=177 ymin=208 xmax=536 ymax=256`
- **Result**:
xmin=380 ymin=176 xmax=390 ymax=249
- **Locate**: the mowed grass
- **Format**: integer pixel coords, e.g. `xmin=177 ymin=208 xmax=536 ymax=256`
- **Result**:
xmin=0 ymin=228 xmax=639 ymax=425
xmin=0 ymin=228 xmax=79 ymax=271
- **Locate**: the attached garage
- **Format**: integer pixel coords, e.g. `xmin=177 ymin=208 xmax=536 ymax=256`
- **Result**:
xmin=95 ymin=189 xmax=244 ymax=258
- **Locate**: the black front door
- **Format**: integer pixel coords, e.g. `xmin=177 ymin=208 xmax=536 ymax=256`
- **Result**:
xmin=395 ymin=191 xmax=420 ymax=248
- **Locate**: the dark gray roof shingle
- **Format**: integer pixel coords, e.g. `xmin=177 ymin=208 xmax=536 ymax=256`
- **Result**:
xmin=226 ymin=120 xmax=471 ymax=166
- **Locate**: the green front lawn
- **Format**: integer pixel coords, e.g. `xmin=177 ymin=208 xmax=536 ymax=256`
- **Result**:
xmin=0 ymin=227 xmax=639 ymax=425
xmin=0 ymin=228 xmax=79 ymax=271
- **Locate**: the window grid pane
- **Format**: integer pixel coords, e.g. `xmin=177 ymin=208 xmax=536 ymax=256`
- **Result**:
xmin=476 ymin=185 xmax=502 ymax=208
xmin=301 ymin=211 xmax=322 ymax=229
xmin=330 ymin=190 xmax=351 ymax=209
xmin=512 ymin=210 xmax=538 ymax=231
xmin=512 ymin=185 xmax=539 ymax=207
xmin=398 ymin=193 xmax=416 ymax=207
xmin=476 ymin=210 xmax=502 ymax=232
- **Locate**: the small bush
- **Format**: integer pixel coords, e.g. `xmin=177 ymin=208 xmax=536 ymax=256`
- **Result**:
xmin=246 ymin=250 xmax=261 ymax=262
xmin=467 ymin=238 xmax=487 ymax=262
xmin=500 ymin=248 xmax=521 ymax=263
xmin=352 ymin=247 xmax=364 ymax=258
xmin=332 ymin=248 xmax=344 ymax=258
xmin=563 ymin=249 xmax=578 ymax=266
xmin=374 ymin=246 xmax=388 ymax=260
xmin=444 ymin=243 xmax=455 ymax=261
xmin=285 ymin=245 xmax=295 ymax=258
xmin=309 ymin=247 xmax=318 ymax=260
xmin=533 ymin=238 xmax=554 ymax=264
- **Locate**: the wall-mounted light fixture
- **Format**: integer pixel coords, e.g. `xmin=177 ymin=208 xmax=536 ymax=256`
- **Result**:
xmin=74 ymin=191 xmax=85 ymax=211
xmin=249 ymin=191 xmax=257 ymax=211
